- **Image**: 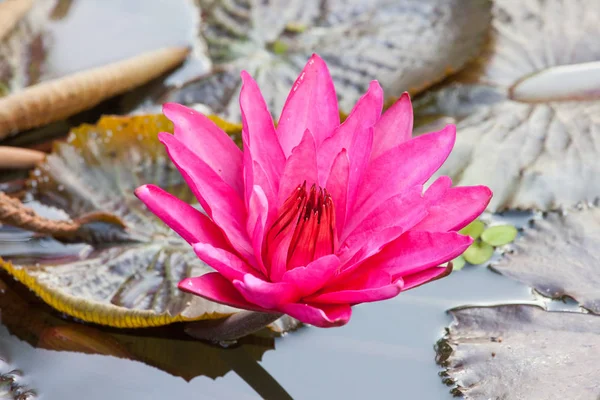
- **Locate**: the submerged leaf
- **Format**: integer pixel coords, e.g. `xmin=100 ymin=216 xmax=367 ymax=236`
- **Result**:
xmin=493 ymin=206 xmax=600 ymax=313
xmin=0 ymin=115 xmax=244 ymax=328
xmin=166 ymin=0 xmax=491 ymax=118
xmin=480 ymin=225 xmax=517 ymax=246
xmin=462 ymin=241 xmax=494 ymax=266
xmin=420 ymin=0 xmax=600 ymax=211
xmin=438 ymin=305 xmax=600 ymax=399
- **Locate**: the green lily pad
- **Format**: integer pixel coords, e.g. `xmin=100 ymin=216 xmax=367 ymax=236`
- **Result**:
xmin=481 ymin=225 xmax=517 ymax=246
xmin=492 ymin=205 xmax=600 ymax=314
xmin=437 ymin=305 xmax=600 ymax=399
xmin=418 ymin=0 xmax=600 ymax=211
xmin=0 ymin=115 xmax=245 ymax=328
xmin=451 ymin=256 xmax=466 ymax=271
xmin=165 ymin=0 xmax=491 ymax=118
xmin=459 ymin=220 xmax=485 ymax=240
xmin=462 ymin=241 xmax=494 ymax=265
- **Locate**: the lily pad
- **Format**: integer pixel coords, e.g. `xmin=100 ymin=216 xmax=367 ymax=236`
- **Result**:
xmin=459 ymin=220 xmax=485 ymax=240
xmin=437 ymin=305 xmax=600 ymax=399
xmin=451 ymin=256 xmax=466 ymax=271
xmin=492 ymin=206 xmax=600 ymax=314
xmin=0 ymin=115 xmax=246 ymax=328
xmin=480 ymin=225 xmax=517 ymax=246
xmin=462 ymin=241 xmax=494 ymax=266
xmin=165 ymin=0 xmax=491 ymax=118
xmin=419 ymin=0 xmax=600 ymax=211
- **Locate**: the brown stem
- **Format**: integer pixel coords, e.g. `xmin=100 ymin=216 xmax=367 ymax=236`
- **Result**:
xmin=185 ymin=311 xmax=284 ymax=342
xmin=0 ymin=191 xmax=80 ymax=236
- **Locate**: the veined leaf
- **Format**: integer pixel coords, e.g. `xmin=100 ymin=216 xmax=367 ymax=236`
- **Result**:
xmin=0 ymin=115 xmax=247 ymax=328
xmin=438 ymin=305 xmax=600 ymax=399
xmin=165 ymin=0 xmax=491 ymax=119
xmin=492 ymin=205 xmax=600 ymax=314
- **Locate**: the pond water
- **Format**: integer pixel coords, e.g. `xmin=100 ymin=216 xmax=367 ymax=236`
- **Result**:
xmin=0 ymin=1 xmax=583 ymax=398
xmin=0 ymin=261 xmax=537 ymax=399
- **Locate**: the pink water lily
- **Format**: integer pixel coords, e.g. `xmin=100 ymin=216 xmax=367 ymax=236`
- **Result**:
xmin=135 ymin=55 xmax=491 ymax=328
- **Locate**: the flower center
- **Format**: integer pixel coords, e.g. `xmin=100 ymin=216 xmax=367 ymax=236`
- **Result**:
xmin=265 ymin=182 xmax=336 ymax=272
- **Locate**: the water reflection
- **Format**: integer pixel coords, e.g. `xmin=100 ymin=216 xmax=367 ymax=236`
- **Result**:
xmin=0 ymin=260 xmax=537 ymax=399
xmin=0 ymin=273 xmax=291 ymax=399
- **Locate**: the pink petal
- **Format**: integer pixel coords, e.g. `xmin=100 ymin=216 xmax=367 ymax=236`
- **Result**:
xmin=278 ymin=129 xmax=319 ymax=207
xmin=345 ymin=126 xmax=373 ymax=218
xmin=325 ymin=149 xmax=349 ymax=236
xmin=370 ymin=93 xmax=413 ymax=160
xmin=277 ymin=302 xmax=352 ymax=327
xmin=338 ymin=186 xmax=428 ymax=266
xmin=178 ymin=272 xmax=267 ymax=312
xmin=349 ymin=125 xmax=456 ymax=232
xmin=317 ymin=81 xmax=383 ymax=183
xmin=240 ymin=71 xmax=286 ymax=199
xmin=281 ymin=255 xmax=341 ymax=297
xmin=402 ymin=264 xmax=452 ymax=291
xmin=159 ymin=132 xmax=254 ymax=262
xmin=364 ymin=231 xmax=471 ymax=278
xmin=423 ymin=176 xmax=453 ymax=204
xmin=233 ymin=274 xmax=299 ymax=309
xmin=277 ymin=54 xmax=340 ymax=156
xmin=163 ymin=103 xmax=243 ymax=196
xmin=246 ymin=185 xmax=269 ymax=276
xmin=193 ymin=243 xmax=263 ymax=282
xmin=306 ymin=271 xmax=403 ymax=304
xmin=412 ymin=185 xmax=492 ymax=232
xmin=134 ymin=184 xmax=230 ymax=249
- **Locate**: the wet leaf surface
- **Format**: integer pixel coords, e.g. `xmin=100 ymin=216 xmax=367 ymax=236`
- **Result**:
xmin=165 ymin=0 xmax=491 ymax=118
xmin=0 ymin=115 xmax=246 ymax=328
xmin=493 ymin=206 xmax=600 ymax=314
xmin=437 ymin=304 xmax=600 ymax=399
xmin=418 ymin=0 xmax=600 ymax=211
xmin=0 ymin=273 xmax=274 ymax=382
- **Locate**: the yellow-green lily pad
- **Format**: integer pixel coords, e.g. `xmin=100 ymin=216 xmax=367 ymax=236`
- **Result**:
xmin=451 ymin=256 xmax=466 ymax=271
xmin=462 ymin=241 xmax=494 ymax=265
xmin=459 ymin=220 xmax=485 ymax=240
xmin=481 ymin=225 xmax=517 ymax=246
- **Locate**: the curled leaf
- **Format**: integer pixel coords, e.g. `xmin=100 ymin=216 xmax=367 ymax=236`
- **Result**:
xmin=0 ymin=146 xmax=44 ymax=169
xmin=0 ymin=47 xmax=189 ymax=139
xmin=481 ymin=225 xmax=517 ymax=247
